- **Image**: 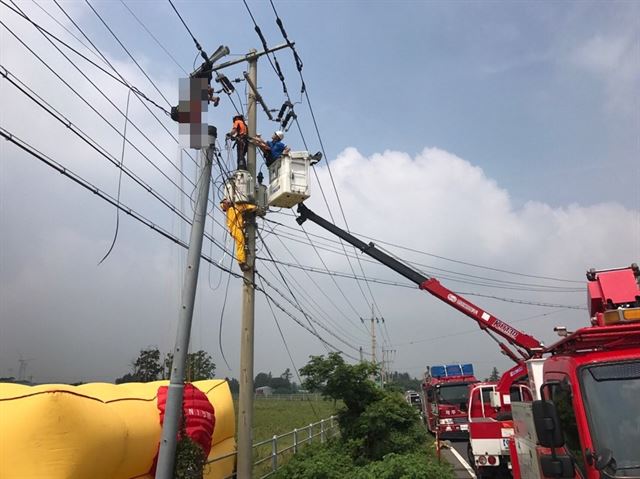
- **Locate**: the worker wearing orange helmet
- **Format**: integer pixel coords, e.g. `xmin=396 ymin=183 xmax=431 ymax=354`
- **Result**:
xmin=226 ymin=115 xmax=248 ymax=170
xmin=220 ymin=198 xmax=257 ymax=271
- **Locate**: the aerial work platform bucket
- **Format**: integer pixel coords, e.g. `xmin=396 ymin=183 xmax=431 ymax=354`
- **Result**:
xmin=268 ymin=151 xmax=314 ymax=208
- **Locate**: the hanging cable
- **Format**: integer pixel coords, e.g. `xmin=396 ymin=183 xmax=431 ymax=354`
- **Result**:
xmin=98 ymin=88 xmax=131 ymax=265
xmin=119 ymin=0 xmax=188 ymax=75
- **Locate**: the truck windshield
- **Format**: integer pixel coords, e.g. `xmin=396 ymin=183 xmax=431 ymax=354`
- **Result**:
xmin=581 ymin=361 xmax=640 ymax=476
xmin=437 ymin=384 xmax=470 ymax=406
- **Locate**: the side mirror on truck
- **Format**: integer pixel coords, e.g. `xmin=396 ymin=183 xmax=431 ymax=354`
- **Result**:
xmin=532 ymin=400 xmax=575 ymax=479
xmin=532 ymin=400 xmax=564 ymax=448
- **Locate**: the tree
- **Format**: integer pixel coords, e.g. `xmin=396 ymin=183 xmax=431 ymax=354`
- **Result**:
xmin=115 ymin=372 xmax=139 ymax=384
xmin=487 ymin=367 xmax=500 ymax=382
xmin=132 ymin=347 xmax=163 ymax=382
xmin=298 ymin=352 xmax=427 ymax=463
xmin=300 ymin=352 xmax=381 ymax=414
xmin=254 ymin=372 xmax=272 ymax=389
xmin=226 ymin=377 xmax=239 ymax=394
xmin=164 ymin=350 xmax=216 ymax=381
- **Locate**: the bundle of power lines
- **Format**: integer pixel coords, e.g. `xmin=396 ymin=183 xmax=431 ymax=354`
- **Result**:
xmin=1 ymin=0 xmax=585 ymax=386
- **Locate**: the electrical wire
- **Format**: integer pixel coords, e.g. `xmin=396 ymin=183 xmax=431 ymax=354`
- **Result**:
xmin=0 ymin=0 xmax=170 ymax=115
xmin=263 ymin=216 xmax=584 ymax=290
xmin=85 ymin=0 xmax=172 ymax=107
xmin=98 ymin=88 xmax=131 ymax=265
xmin=2 ymin=126 xmax=356 ymax=356
xmin=259 ymin=220 xmax=370 ymax=341
xmin=167 ymin=0 xmax=204 ymax=54
xmin=50 ymin=0 xmax=200 ymax=171
xmin=118 ymin=0 xmax=188 ymax=75
xmin=256 ymin=228 xmax=331 ymax=351
xmin=258 ymin=275 xmax=320 ymax=420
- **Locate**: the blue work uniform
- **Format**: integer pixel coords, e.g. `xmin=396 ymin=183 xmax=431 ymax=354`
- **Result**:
xmin=266 ymin=140 xmax=286 ymax=166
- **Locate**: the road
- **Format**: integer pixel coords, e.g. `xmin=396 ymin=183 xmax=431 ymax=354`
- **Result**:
xmin=439 ymin=439 xmax=476 ymax=479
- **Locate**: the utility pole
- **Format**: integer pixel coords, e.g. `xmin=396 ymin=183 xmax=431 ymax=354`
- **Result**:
xmin=237 ymin=49 xmax=258 ymax=479
xmin=360 ymin=310 xmax=377 ymax=365
xmin=194 ymin=42 xmax=288 ymax=479
xmin=156 ymin=127 xmax=216 ymax=479
xmin=359 ymin=346 xmax=363 ymax=362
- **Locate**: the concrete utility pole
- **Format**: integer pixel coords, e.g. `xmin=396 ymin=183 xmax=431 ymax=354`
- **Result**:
xmin=197 ymin=42 xmax=288 ymax=479
xmin=156 ymin=128 xmax=215 ymax=479
xmin=237 ymin=49 xmax=258 ymax=479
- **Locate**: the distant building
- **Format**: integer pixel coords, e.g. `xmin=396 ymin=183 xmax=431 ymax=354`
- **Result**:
xmin=255 ymin=386 xmax=273 ymax=396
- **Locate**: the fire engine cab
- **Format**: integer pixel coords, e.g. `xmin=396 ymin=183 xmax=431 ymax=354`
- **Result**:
xmin=422 ymin=363 xmax=477 ymax=439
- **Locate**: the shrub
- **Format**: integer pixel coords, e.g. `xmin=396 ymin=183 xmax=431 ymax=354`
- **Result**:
xmin=354 ymin=451 xmax=453 ymax=479
xmin=342 ymin=392 xmax=428 ymax=461
xmin=272 ymin=442 xmax=354 ymax=479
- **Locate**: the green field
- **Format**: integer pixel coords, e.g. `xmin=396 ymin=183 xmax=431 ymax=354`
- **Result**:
xmin=232 ymin=397 xmax=341 ymax=477
xmin=252 ymin=398 xmax=339 ymax=442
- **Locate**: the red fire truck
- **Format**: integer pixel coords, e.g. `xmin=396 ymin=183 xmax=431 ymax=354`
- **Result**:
xmin=295 ymin=203 xmax=640 ymax=479
xmin=422 ymin=363 xmax=477 ymax=439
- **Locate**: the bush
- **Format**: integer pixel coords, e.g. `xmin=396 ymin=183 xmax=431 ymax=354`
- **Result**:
xmin=354 ymin=451 xmax=453 ymax=479
xmin=341 ymin=393 xmax=428 ymax=461
xmin=273 ymin=442 xmax=354 ymax=479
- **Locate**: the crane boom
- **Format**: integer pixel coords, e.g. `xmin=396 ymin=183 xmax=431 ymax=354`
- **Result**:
xmin=296 ymin=203 xmax=544 ymax=360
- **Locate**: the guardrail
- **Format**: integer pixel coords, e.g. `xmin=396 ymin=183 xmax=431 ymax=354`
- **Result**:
xmin=206 ymin=415 xmax=339 ymax=478
xmin=232 ymin=393 xmax=325 ymax=401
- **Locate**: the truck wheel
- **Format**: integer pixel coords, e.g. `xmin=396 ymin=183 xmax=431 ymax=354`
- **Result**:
xmin=476 ymin=468 xmax=497 ymax=479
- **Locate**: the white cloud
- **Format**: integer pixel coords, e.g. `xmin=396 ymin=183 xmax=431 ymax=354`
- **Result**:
xmin=1 ymin=2 xmax=638 ymax=384
xmin=571 ymin=30 xmax=639 ymax=115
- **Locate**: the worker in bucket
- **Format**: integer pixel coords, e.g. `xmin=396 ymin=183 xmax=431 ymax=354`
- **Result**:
xmin=220 ymin=198 xmax=256 ymax=272
xmin=226 ymin=114 xmax=248 ymax=170
xmin=252 ymin=130 xmax=290 ymax=167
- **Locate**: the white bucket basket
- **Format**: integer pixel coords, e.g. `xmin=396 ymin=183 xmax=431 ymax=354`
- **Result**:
xmin=223 ymin=170 xmax=253 ymax=204
xmin=267 ymin=151 xmax=311 ymax=208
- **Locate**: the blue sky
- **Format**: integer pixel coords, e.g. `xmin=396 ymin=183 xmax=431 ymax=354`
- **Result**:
xmin=77 ymin=0 xmax=638 ymax=207
xmin=0 ymin=0 xmax=638 ymax=383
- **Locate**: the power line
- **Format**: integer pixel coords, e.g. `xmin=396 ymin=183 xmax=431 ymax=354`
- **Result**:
xmin=258 ymin=275 xmax=320 ymax=420
xmin=239 ymin=0 xmax=385 ymax=325
xmin=119 ymin=0 xmax=188 ymax=75
xmin=260 ymin=219 xmax=370 ymax=340
xmin=84 ymin=0 xmax=172 ymax=107
xmin=260 ymin=222 xmax=583 ymax=293
xmin=258 ymin=250 xmax=368 ymax=347
xmin=265 ymin=215 xmax=584 ymax=287
xmin=0 ymin=0 xmax=170 ymax=115
xmin=256 ymin=271 xmax=361 ymax=359
xmin=254 ymin=257 xmax=585 ymax=310
xmin=50 ymin=0 xmax=199 ymax=172
xmin=2 ymin=126 xmax=357 ymax=357
xmin=167 ymin=0 xmax=204 ymax=55
xmin=257 ymin=228 xmax=333 ymax=352
xmin=395 ymin=309 xmax=567 ymax=346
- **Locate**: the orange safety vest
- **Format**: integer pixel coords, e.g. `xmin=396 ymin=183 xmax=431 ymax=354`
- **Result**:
xmin=233 ymin=119 xmax=247 ymax=136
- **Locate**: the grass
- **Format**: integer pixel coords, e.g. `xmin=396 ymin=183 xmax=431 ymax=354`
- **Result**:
xmin=252 ymin=397 xmax=339 ymax=442
xmin=232 ymin=397 xmax=341 ymax=478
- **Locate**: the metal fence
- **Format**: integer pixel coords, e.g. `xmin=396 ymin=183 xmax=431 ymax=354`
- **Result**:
xmin=233 ymin=393 xmax=325 ymax=401
xmin=206 ymin=415 xmax=339 ymax=479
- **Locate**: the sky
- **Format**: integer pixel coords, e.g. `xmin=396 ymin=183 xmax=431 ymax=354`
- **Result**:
xmin=0 ymin=0 xmax=638 ymax=384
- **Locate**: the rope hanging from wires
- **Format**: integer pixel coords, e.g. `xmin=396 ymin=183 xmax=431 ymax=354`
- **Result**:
xmin=98 ymin=88 xmax=131 ymax=265
xmin=2 ymin=127 xmax=360 ymax=356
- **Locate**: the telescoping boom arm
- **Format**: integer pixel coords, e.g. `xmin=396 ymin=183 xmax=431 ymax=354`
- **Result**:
xmin=296 ymin=203 xmax=543 ymax=361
